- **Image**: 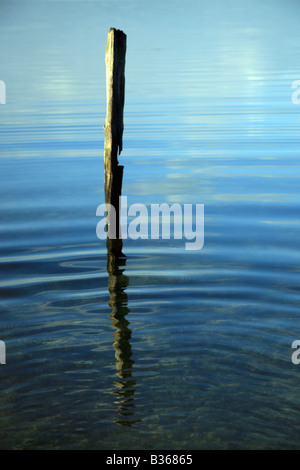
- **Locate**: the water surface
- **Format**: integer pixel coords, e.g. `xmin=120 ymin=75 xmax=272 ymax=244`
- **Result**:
xmin=1 ymin=0 xmax=300 ymax=450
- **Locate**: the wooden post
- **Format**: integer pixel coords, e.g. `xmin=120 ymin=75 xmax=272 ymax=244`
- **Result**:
xmin=104 ymin=28 xmax=126 ymax=247
xmin=104 ymin=28 xmax=126 ymax=173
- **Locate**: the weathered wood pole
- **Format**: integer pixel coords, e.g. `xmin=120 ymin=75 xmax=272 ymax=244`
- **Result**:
xmin=104 ymin=28 xmax=126 ymax=246
xmin=104 ymin=28 xmax=126 ymax=173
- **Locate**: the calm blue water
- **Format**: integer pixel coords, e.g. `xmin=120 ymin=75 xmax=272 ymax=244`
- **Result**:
xmin=1 ymin=0 xmax=300 ymax=450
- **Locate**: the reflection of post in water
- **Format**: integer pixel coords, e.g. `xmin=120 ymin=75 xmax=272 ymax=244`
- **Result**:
xmin=104 ymin=28 xmax=139 ymax=426
xmin=107 ymin=238 xmax=138 ymax=426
